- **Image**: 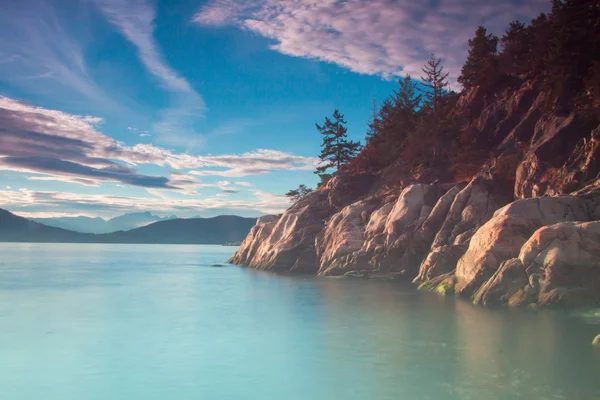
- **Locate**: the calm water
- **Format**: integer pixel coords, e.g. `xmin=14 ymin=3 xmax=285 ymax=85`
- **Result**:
xmin=1 ymin=243 xmax=599 ymax=400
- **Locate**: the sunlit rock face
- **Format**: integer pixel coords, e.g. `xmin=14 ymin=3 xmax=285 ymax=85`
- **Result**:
xmin=455 ymin=195 xmax=595 ymax=295
xmin=230 ymin=77 xmax=600 ymax=308
xmin=475 ymin=221 xmax=600 ymax=307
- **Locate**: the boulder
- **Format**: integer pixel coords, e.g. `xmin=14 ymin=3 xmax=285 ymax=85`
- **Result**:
xmin=229 ymin=189 xmax=334 ymax=273
xmin=473 ymin=258 xmax=533 ymax=306
xmin=473 ymin=221 xmax=600 ymax=307
xmin=229 ymin=214 xmax=281 ymax=266
xmin=316 ymin=198 xmax=381 ymax=274
xmin=414 ymin=245 xmax=467 ymax=283
xmin=431 ymin=177 xmax=505 ymax=249
xmin=368 ymin=184 xmax=445 ymax=275
xmin=519 ymin=221 xmax=600 ymax=307
xmin=455 ymin=195 xmax=595 ymax=296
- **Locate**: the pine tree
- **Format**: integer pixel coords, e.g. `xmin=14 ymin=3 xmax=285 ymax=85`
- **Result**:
xmin=315 ymin=110 xmax=361 ymax=186
xmin=392 ymin=75 xmax=422 ymax=122
xmin=500 ymin=21 xmax=529 ymax=76
xmin=526 ymin=13 xmax=551 ymax=75
xmin=421 ymin=54 xmax=450 ymax=114
xmin=545 ymin=0 xmax=600 ymax=101
xmin=365 ymin=98 xmax=378 ymax=141
xmin=285 ymin=184 xmax=313 ymax=201
xmin=458 ymin=26 xmax=499 ymax=90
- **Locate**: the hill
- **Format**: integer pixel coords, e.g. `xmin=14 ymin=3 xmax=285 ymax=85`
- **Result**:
xmin=99 ymin=215 xmax=257 ymax=244
xmin=33 ymin=212 xmax=177 ymax=234
xmin=0 ymin=208 xmax=94 ymax=242
xmin=0 ymin=209 xmax=256 ymax=244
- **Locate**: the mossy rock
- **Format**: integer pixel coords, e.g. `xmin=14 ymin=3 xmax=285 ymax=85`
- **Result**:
xmin=418 ymin=273 xmax=456 ymax=295
xmin=434 ymin=277 xmax=455 ymax=296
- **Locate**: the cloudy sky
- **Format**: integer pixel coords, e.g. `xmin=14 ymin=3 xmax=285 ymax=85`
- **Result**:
xmin=0 ymin=0 xmax=549 ymax=219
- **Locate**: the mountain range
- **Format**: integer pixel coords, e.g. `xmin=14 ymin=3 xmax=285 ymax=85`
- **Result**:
xmin=33 ymin=212 xmax=177 ymax=234
xmin=0 ymin=208 xmax=256 ymax=244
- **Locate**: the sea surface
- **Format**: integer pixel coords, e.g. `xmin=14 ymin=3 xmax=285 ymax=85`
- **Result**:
xmin=1 ymin=243 xmax=599 ymax=400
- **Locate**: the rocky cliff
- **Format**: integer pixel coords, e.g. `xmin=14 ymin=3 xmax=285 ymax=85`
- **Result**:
xmin=230 ymin=79 xmax=600 ymax=308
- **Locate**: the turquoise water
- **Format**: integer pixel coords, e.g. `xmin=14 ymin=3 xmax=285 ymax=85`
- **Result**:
xmin=1 ymin=243 xmax=599 ymax=400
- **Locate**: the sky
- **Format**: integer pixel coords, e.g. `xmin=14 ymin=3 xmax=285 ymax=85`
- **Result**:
xmin=0 ymin=0 xmax=550 ymax=219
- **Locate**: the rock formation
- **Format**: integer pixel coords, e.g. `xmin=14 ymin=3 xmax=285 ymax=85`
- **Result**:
xmin=230 ymin=77 xmax=600 ymax=308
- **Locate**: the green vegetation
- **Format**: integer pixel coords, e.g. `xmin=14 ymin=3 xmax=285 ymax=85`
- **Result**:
xmin=285 ymin=184 xmax=313 ymax=201
xmin=315 ymin=109 xmax=362 ymax=188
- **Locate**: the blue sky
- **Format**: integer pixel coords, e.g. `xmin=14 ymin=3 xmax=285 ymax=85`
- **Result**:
xmin=0 ymin=0 xmax=549 ymax=218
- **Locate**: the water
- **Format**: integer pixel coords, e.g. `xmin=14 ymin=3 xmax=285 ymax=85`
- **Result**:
xmin=0 ymin=243 xmax=599 ymax=400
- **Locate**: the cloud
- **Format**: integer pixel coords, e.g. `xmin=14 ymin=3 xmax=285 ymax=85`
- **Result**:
xmin=129 ymin=126 xmax=151 ymax=137
xmin=94 ymin=0 xmax=205 ymax=147
xmin=0 ymin=0 xmax=117 ymax=107
xmin=2 ymin=188 xmax=290 ymax=219
xmin=94 ymin=0 xmax=194 ymax=93
xmin=0 ymin=96 xmax=175 ymax=189
xmin=234 ymin=181 xmax=253 ymax=187
xmin=186 ymin=149 xmax=318 ymax=177
xmin=0 ymin=96 xmax=318 ymax=187
xmin=194 ymin=0 xmax=550 ymax=82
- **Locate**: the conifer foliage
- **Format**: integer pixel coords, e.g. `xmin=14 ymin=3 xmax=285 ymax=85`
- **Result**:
xmin=285 ymin=184 xmax=313 ymax=201
xmin=458 ymin=26 xmax=499 ymax=91
xmin=421 ymin=54 xmax=450 ymax=114
xmin=314 ymin=110 xmax=361 ymax=187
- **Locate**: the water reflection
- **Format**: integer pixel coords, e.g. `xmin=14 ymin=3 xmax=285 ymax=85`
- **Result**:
xmin=1 ymin=244 xmax=599 ymax=400
xmin=312 ymin=277 xmax=600 ymax=400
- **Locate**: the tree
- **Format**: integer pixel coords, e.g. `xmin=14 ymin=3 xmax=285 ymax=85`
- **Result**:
xmin=421 ymin=54 xmax=450 ymax=114
xmin=315 ymin=110 xmax=362 ymax=186
xmin=365 ymin=98 xmax=378 ymax=141
xmin=285 ymin=184 xmax=313 ymax=201
xmin=458 ymin=26 xmax=499 ymax=90
xmin=392 ymin=75 xmax=423 ymax=120
xmin=544 ymin=0 xmax=600 ymax=102
xmin=500 ymin=21 xmax=529 ymax=76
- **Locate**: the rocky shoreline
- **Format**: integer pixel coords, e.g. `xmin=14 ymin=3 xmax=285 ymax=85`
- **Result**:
xmin=230 ymin=80 xmax=600 ymax=309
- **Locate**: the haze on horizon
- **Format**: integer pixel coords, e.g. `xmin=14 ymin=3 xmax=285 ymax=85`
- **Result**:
xmin=0 ymin=0 xmax=550 ymax=219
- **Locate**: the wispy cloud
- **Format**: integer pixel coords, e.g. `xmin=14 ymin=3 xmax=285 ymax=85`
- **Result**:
xmin=94 ymin=0 xmax=205 ymax=148
xmin=0 ymin=0 xmax=111 ymax=105
xmin=194 ymin=0 xmax=550 ymax=82
xmin=2 ymin=188 xmax=290 ymax=219
xmin=0 ymin=96 xmax=318 ymax=187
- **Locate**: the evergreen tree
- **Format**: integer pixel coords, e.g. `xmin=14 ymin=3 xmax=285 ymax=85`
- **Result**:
xmin=421 ymin=54 xmax=450 ymax=114
xmin=500 ymin=21 xmax=529 ymax=76
xmin=315 ymin=110 xmax=361 ymax=186
xmin=545 ymin=0 xmax=600 ymax=102
xmin=285 ymin=184 xmax=313 ymax=201
xmin=458 ymin=26 xmax=499 ymax=90
xmin=392 ymin=75 xmax=423 ymax=120
xmin=526 ymin=13 xmax=551 ymax=75
xmin=365 ymin=98 xmax=378 ymax=141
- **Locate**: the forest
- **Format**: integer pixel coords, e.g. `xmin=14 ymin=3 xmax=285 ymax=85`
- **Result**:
xmin=287 ymin=0 xmax=600 ymax=199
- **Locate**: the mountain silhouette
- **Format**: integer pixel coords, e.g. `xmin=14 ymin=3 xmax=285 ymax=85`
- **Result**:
xmin=1 ymin=208 xmax=256 ymax=244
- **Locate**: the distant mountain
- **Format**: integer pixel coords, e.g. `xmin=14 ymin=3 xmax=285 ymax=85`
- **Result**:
xmin=0 ymin=208 xmax=93 ymax=243
xmin=33 ymin=212 xmax=177 ymax=234
xmin=1 ymin=208 xmax=256 ymax=244
xmin=99 ymin=216 xmax=257 ymax=244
